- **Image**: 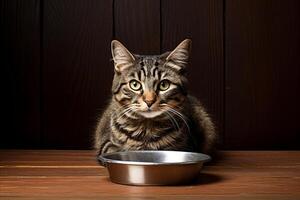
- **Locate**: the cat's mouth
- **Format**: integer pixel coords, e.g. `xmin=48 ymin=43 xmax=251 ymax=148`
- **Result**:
xmin=138 ymin=110 xmax=163 ymax=118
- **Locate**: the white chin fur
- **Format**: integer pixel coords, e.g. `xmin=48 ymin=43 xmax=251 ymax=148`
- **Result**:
xmin=139 ymin=110 xmax=163 ymax=118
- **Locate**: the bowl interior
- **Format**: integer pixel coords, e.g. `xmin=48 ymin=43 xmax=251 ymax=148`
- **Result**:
xmin=99 ymin=151 xmax=211 ymax=164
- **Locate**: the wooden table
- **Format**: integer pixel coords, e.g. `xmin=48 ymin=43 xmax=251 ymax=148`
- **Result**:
xmin=0 ymin=150 xmax=299 ymax=200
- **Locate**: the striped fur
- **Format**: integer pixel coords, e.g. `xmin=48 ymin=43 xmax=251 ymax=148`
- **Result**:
xmin=94 ymin=39 xmax=217 ymax=155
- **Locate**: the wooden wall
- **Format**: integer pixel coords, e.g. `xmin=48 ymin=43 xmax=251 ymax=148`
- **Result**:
xmin=1 ymin=0 xmax=299 ymax=149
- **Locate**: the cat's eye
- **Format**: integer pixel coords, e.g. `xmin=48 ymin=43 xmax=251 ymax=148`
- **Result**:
xmin=159 ymin=80 xmax=170 ymax=91
xmin=129 ymin=80 xmax=142 ymax=91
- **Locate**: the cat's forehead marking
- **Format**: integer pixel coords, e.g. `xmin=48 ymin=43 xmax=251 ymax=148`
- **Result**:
xmin=140 ymin=57 xmax=157 ymax=66
xmin=139 ymin=56 xmax=157 ymax=78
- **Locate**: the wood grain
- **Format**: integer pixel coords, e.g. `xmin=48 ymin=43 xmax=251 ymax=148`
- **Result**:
xmin=0 ymin=0 xmax=40 ymax=148
xmin=0 ymin=150 xmax=299 ymax=199
xmin=225 ymin=0 xmax=300 ymax=149
xmin=161 ymin=0 xmax=224 ymax=146
xmin=42 ymin=0 xmax=113 ymax=148
xmin=114 ymin=0 xmax=160 ymax=54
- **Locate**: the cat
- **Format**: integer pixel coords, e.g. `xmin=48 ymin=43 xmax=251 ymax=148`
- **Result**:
xmin=94 ymin=39 xmax=217 ymax=155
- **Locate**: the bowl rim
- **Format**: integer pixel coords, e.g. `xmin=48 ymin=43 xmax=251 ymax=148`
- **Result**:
xmin=98 ymin=150 xmax=211 ymax=166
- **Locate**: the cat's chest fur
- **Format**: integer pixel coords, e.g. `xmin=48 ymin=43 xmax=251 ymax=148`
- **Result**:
xmin=110 ymin=116 xmax=189 ymax=151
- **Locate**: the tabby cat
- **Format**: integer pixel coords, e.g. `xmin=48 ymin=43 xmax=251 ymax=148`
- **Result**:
xmin=94 ymin=39 xmax=217 ymax=155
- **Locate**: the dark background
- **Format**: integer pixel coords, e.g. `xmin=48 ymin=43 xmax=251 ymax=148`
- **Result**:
xmin=1 ymin=0 xmax=299 ymax=150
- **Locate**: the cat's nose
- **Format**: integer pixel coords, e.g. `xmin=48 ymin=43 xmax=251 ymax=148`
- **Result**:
xmin=144 ymin=99 xmax=155 ymax=108
xmin=143 ymin=92 xmax=156 ymax=108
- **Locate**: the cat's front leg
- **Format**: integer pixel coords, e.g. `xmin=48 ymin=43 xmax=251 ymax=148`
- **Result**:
xmin=99 ymin=140 xmax=120 ymax=154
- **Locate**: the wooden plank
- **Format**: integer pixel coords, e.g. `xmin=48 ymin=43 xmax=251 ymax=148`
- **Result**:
xmin=0 ymin=150 xmax=98 ymax=166
xmin=0 ymin=0 xmax=41 ymax=148
xmin=225 ymin=0 xmax=300 ymax=149
xmin=42 ymin=0 xmax=113 ymax=148
xmin=0 ymin=168 xmax=106 ymax=177
xmin=0 ymin=150 xmax=299 ymax=199
xmin=0 ymin=197 xmax=298 ymax=200
xmin=161 ymin=0 xmax=224 ymax=146
xmin=1 ymin=150 xmax=299 ymax=167
xmin=0 ymin=150 xmax=296 ymax=167
xmin=114 ymin=0 xmax=160 ymax=54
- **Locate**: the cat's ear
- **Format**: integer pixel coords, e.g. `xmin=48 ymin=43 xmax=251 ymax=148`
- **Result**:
xmin=165 ymin=39 xmax=191 ymax=71
xmin=111 ymin=40 xmax=135 ymax=73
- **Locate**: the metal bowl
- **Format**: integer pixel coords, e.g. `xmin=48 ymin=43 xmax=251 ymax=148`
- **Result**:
xmin=98 ymin=150 xmax=211 ymax=185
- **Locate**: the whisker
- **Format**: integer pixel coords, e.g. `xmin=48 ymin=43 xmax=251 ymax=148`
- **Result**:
xmin=114 ymin=107 xmax=133 ymax=122
xmin=116 ymin=104 xmax=130 ymax=112
xmin=163 ymin=109 xmax=180 ymax=132
xmin=161 ymin=103 xmax=183 ymax=111
xmin=165 ymin=107 xmax=191 ymax=135
xmin=112 ymin=104 xmax=130 ymax=119
xmin=165 ymin=105 xmax=186 ymax=119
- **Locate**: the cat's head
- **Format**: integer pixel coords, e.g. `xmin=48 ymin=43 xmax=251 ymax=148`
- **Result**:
xmin=111 ymin=39 xmax=191 ymax=118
